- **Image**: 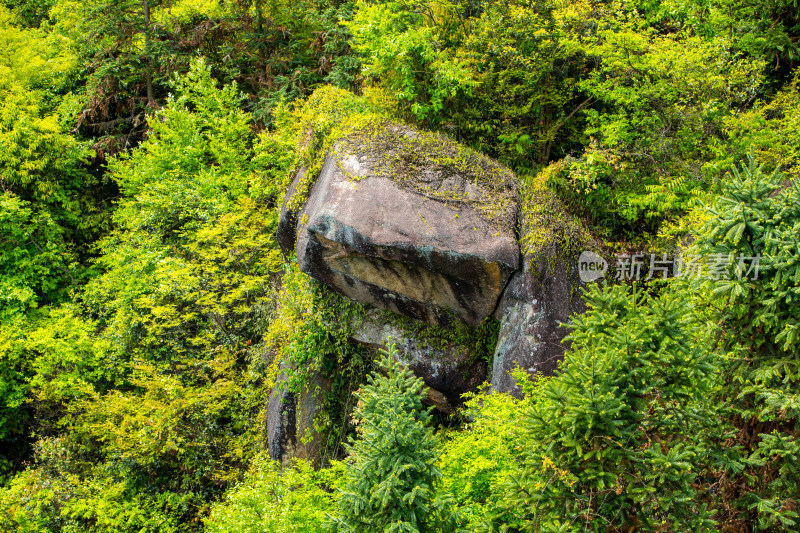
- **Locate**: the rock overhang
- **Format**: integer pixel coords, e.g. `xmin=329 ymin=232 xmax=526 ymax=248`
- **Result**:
xmin=281 ymin=121 xmax=521 ymax=327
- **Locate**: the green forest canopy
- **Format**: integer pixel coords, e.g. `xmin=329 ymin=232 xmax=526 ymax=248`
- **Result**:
xmin=1 ymin=0 xmax=799 ymax=531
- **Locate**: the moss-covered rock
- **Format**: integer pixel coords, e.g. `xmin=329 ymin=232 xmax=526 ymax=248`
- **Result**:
xmin=267 ymin=365 xmax=332 ymax=467
xmin=276 ymin=86 xmax=520 ymax=326
xmin=274 ymin=87 xmax=603 ymax=411
xmin=283 ymin=119 xmax=520 ymax=327
xmin=334 ymin=122 xmax=518 ymax=229
xmin=491 ymin=173 xmax=606 ymax=396
xmin=350 ymin=308 xmax=498 ymax=407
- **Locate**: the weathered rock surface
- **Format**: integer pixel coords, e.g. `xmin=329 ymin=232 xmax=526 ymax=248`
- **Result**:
xmin=276 ymin=120 xmax=604 ymax=404
xmin=490 ymin=189 xmax=601 ymax=397
xmin=267 ymin=366 xmax=331 ymax=466
xmin=490 ymin=256 xmax=586 ymax=396
xmin=277 ymin=167 xmax=306 ymax=257
xmin=286 ymin=124 xmax=520 ymax=327
xmin=350 ymin=308 xmax=486 ymax=407
xmin=266 ymin=376 xmax=295 ymax=465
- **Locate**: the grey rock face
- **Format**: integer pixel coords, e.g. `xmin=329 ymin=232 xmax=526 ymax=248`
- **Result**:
xmin=490 ymin=255 xmax=587 ymax=397
xmin=490 ymin=189 xmax=600 ymax=397
xmin=276 ymin=120 xmax=603 ymax=403
xmin=266 ymin=367 xmax=331 ymax=466
xmin=266 ymin=375 xmax=296 ymax=465
xmin=285 ymin=124 xmax=519 ymax=327
xmin=350 ymin=308 xmax=486 ymax=406
xmin=276 ymin=167 xmax=306 ymax=257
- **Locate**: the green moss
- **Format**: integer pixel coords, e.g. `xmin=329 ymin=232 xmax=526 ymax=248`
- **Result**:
xmin=283 ymin=87 xmax=386 ymax=214
xmin=374 ymin=308 xmax=500 ymax=367
xmin=519 ymin=165 xmax=593 ymax=274
xmin=281 ymin=86 xmax=519 ymax=232
xmin=265 ymin=260 xmax=372 ymax=464
xmin=267 ymin=262 xmax=367 ymax=393
xmin=336 ymin=124 xmax=518 ymax=229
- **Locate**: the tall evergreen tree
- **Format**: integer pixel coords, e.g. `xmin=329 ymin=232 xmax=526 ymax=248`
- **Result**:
xmin=326 ymin=342 xmax=456 ymax=533
xmin=482 ymin=284 xmax=718 ymax=531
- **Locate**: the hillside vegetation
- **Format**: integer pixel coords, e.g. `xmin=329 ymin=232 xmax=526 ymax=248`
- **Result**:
xmin=1 ymin=0 xmax=799 ymax=531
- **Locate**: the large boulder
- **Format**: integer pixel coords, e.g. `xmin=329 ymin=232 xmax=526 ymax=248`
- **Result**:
xmin=350 ymin=308 xmax=488 ymax=407
xmin=284 ymin=123 xmax=520 ymax=327
xmin=490 ymin=185 xmax=602 ymax=396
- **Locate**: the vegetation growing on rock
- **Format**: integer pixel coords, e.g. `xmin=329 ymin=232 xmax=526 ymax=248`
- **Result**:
xmin=336 ymin=124 xmax=519 ymax=230
xmin=326 ymin=343 xmax=458 ymax=533
xmin=2 ymin=0 xmax=800 ymax=531
xmin=283 ymin=87 xmax=519 ymax=232
xmin=518 ymin=169 xmax=595 ymax=271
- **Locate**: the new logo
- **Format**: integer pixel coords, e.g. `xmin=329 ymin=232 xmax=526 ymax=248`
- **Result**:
xmin=578 ymin=251 xmax=608 ymax=282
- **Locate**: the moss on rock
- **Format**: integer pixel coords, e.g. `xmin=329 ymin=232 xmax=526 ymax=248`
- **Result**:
xmin=282 ymin=86 xmax=519 ymax=233
xmin=519 ymin=164 xmax=594 ymax=273
xmin=370 ymin=308 xmax=499 ymax=366
xmin=335 ymin=123 xmax=519 ymax=230
xmin=283 ymin=87 xmax=387 ymax=214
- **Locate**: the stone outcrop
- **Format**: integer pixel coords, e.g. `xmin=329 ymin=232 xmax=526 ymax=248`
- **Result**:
xmin=283 ymin=123 xmax=520 ymax=328
xmin=490 ymin=187 xmax=601 ymax=397
xmin=277 ymin=167 xmax=306 ymax=257
xmin=275 ymin=118 xmax=603 ymax=413
xmin=267 ymin=366 xmax=331 ymax=466
xmin=350 ymin=308 xmax=487 ymax=408
xmin=490 ymin=253 xmax=586 ymax=396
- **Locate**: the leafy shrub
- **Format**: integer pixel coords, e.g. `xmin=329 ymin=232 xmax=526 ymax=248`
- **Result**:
xmin=548 ymin=28 xmax=764 ymax=238
xmin=85 ymin=58 xmax=280 ymax=362
xmin=206 ymin=454 xmax=343 ymax=533
xmin=0 ymin=82 xmax=101 ymax=270
xmin=438 ymin=386 xmax=526 ymax=527
xmin=0 ymin=194 xmax=73 ymax=322
xmin=344 ymin=0 xmax=472 ymax=124
xmin=723 ymin=74 xmax=800 ymax=181
xmin=0 ymin=58 xmax=280 ymax=532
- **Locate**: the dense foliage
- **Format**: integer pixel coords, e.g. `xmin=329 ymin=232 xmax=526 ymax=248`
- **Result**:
xmin=205 ymin=455 xmax=343 ymax=533
xmin=484 ymin=285 xmax=719 ymax=531
xmin=1 ymin=0 xmax=800 ymax=531
xmin=327 ymin=343 xmax=456 ymax=533
xmin=689 ymin=158 xmax=800 ymax=530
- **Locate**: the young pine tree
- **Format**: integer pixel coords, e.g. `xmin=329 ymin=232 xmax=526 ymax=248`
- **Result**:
xmin=483 ymin=284 xmax=719 ymax=532
xmin=326 ymin=342 xmax=456 ymax=533
xmin=691 ymin=156 xmax=800 ymax=530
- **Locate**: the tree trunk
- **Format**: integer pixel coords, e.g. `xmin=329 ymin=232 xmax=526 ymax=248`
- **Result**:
xmin=143 ymin=0 xmax=155 ymax=108
xmin=254 ymin=0 xmax=268 ymax=88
